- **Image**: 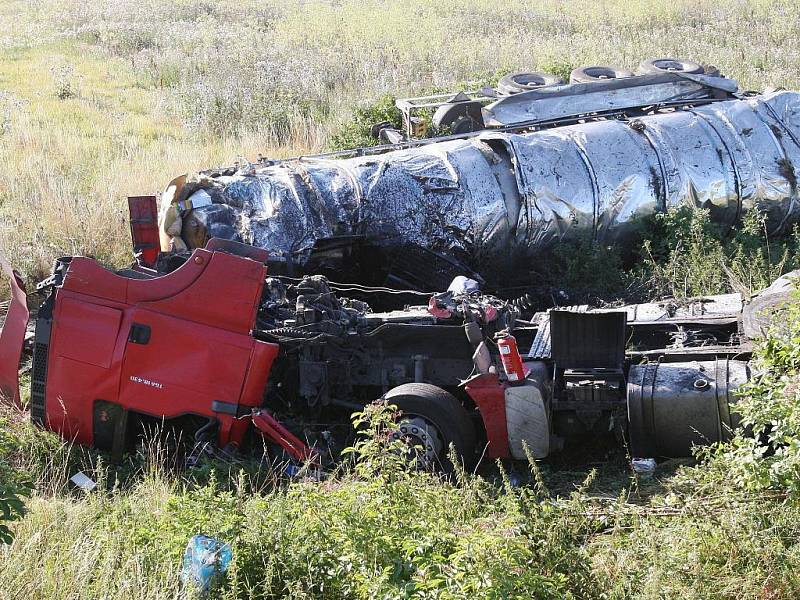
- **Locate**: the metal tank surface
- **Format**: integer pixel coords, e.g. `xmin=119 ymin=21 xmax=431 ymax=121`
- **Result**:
xmin=161 ymin=90 xmax=800 ymax=279
xmin=627 ymin=358 xmax=750 ymax=458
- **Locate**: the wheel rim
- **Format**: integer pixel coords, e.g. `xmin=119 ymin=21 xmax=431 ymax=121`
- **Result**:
xmin=584 ymin=67 xmax=618 ymax=79
xmin=390 ymin=414 xmax=444 ymax=469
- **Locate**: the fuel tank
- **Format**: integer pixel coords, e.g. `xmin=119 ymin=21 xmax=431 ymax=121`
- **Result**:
xmin=627 ymin=358 xmax=750 ymax=457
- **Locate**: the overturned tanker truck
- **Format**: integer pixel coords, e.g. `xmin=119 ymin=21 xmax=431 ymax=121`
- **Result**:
xmin=1 ymin=61 xmax=799 ymax=470
xmin=154 ymin=67 xmax=800 ymax=294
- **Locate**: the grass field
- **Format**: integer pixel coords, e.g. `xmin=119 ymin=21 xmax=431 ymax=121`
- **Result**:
xmin=3 ymin=0 xmax=800 ymax=598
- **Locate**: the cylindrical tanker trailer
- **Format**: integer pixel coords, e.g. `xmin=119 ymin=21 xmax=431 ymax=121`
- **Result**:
xmin=155 ymin=76 xmax=800 ymax=289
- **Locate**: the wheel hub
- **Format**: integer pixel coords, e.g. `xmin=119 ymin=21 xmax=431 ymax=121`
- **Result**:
xmin=390 ymin=416 xmax=444 ymax=469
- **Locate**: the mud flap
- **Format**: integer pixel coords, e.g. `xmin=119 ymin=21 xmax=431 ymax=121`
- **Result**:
xmin=463 ymin=373 xmax=511 ymax=459
xmin=0 ymin=249 xmax=29 ymax=407
xmin=505 ymin=382 xmax=550 ymax=459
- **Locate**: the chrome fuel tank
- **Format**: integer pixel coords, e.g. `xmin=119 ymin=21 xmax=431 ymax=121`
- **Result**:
xmin=627 ymin=358 xmax=750 ymax=458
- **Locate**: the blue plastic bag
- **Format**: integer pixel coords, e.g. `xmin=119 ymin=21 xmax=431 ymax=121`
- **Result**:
xmin=181 ymin=535 xmax=232 ymax=593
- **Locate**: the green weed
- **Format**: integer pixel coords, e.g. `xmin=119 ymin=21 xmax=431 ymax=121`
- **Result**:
xmin=636 ymin=206 xmax=800 ymax=299
xmin=0 ymin=412 xmax=31 ymax=544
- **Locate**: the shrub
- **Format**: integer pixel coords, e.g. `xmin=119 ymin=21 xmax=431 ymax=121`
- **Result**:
xmin=327 ymin=94 xmax=402 ymax=151
xmin=699 ymin=288 xmax=800 ymax=496
xmin=544 ymin=233 xmax=630 ymax=305
xmin=726 ymin=209 xmax=800 ymax=295
xmin=50 ymin=64 xmax=79 ymax=100
xmin=0 ymin=413 xmax=32 ymax=544
xmin=62 ymin=403 xmax=600 ymax=599
xmin=636 ymin=206 xmax=728 ymax=298
xmin=636 ymin=206 xmax=800 ymax=299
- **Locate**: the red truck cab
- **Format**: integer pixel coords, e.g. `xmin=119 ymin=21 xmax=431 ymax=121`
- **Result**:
xmin=26 ymin=248 xmax=278 ymax=454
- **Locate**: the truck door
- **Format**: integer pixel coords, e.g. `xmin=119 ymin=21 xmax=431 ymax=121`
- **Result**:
xmin=117 ymin=308 xmax=256 ymax=428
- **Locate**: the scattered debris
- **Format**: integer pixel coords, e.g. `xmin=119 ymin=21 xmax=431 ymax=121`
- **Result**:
xmin=2 ymin=231 xmax=792 ymax=469
xmin=631 ymin=458 xmax=657 ymax=481
xmin=3 ymin=61 xmax=800 ymax=471
xmin=69 ymin=472 xmax=97 ymax=492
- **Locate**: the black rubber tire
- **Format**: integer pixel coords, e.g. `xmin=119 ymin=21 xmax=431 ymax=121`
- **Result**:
xmin=496 ymin=71 xmax=563 ymax=95
xmin=569 ymin=65 xmax=634 ymax=84
xmin=383 ymin=383 xmax=477 ymax=472
xmin=636 ymin=58 xmax=704 ymax=75
xmin=449 ymin=115 xmax=482 ymax=134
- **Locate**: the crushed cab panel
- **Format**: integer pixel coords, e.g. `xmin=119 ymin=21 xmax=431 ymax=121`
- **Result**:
xmin=38 ymin=249 xmax=278 ymax=449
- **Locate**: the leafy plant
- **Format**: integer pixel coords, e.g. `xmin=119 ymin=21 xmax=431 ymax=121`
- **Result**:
xmin=636 ymin=206 xmax=800 ymax=300
xmin=699 ymin=287 xmax=800 ymax=496
xmin=0 ymin=414 xmax=32 ymax=544
xmin=50 ymin=64 xmax=79 ymax=100
xmin=545 ymin=232 xmax=630 ymax=305
xmin=327 ymin=94 xmax=402 ymax=151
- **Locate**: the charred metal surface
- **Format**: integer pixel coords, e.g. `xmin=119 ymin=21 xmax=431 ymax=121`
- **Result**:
xmin=160 ymin=91 xmax=800 ymax=287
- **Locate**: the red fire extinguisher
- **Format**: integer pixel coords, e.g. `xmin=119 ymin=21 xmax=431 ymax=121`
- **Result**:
xmin=496 ymin=331 xmax=525 ymax=383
